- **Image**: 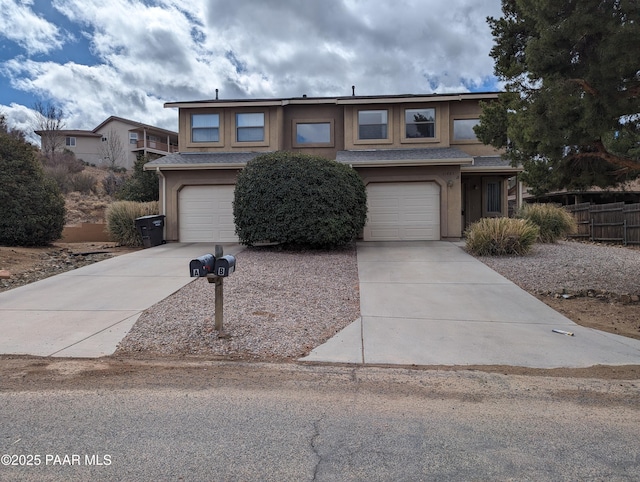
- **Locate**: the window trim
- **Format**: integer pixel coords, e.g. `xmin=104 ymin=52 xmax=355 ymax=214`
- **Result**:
xmin=401 ymin=106 xmax=439 ymax=144
xmin=65 ymin=136 xmax=76 ymax=147
xmin=129 ymin=132 xmax=138 ymax=145
xmin=292 ymin=119 xmax=334 ymax=148
xmin=233 ymin=111 xmax=268 ymax=146
xmin=451 ymin=116 xmax=481 ymax=144
xmin=190 ymin=113 xmax=221 ymax=145
xmin=355 ymin=109 xmax=392 ymax=144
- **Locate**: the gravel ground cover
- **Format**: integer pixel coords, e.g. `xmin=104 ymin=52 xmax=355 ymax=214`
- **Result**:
xmin=116 ymin=246 xmax=360 ymax=360
xmin=476 ymin=240 xmax=640 ymax=297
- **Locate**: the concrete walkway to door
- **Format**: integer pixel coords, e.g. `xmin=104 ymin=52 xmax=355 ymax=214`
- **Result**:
xmin=302 ymin=241 xmax=640 ymax=368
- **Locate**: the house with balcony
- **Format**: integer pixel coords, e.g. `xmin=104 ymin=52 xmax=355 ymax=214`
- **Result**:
xmin=37 ymin=116 xmax=178 ymax=170
xmin=145 ymin=92 xmax=522 ymax=243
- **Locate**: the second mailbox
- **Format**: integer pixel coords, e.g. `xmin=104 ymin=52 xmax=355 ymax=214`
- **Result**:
xmin=214 ymin=255 xmax=236 ymax=277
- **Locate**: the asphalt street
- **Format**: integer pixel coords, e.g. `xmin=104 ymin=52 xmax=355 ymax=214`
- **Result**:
xmin=1 ymin=362 xmax=639 ymax=481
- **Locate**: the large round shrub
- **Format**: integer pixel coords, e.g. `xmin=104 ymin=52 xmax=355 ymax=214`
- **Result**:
xmin=233 ymin=152 xmax=367 ymax=248
xmin=0 ymin=130 xmax=65 ymax=246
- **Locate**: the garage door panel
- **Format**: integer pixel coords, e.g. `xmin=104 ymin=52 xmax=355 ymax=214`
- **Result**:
xmin=365 ymin=182 xmax=440 ymax=241
xmin=179 ymin=186 xmax=238 ymax=243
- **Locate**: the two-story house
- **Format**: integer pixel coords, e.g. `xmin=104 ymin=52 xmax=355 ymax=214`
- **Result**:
xmin=145 ymin=92 xmax=522 ymax=243
xmin=37 ymin=116 xmax=178 ymax=170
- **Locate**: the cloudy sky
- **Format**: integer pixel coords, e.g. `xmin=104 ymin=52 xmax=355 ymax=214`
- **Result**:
xmin=0 ymin=0 xmax=503 ymax=138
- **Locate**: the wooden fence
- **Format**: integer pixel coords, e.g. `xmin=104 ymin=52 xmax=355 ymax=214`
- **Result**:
xmin=565 ymin=202 xmax=640 ymax=245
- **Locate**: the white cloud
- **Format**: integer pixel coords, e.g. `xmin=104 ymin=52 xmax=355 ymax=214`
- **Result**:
xmin=0 ymin=102 xmax=40 ymax=144
xmin=0 ymin=0 xmax=65 ymax=54
xmin=1 ymin=0 xmax=503 ymax=134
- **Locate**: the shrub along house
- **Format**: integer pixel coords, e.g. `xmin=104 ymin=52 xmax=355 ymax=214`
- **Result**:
xmin=145 ymin=91 xmax=522 ymax=243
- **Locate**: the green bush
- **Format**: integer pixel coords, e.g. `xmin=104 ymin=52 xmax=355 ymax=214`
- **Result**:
xmin=234 ymin=151 xmax=367 ymax=249
xmin=517 ymin=203 xmax=577 ymax=243
xmin=116 ymin=155 xmax=159 ymax=202
xmin=465 ymin=217 xmax=539 ymax=256
xmin=0 ymin=127 xmax=65 ymax=246
xmin=106 ymin=201 xmax=159 ymax=246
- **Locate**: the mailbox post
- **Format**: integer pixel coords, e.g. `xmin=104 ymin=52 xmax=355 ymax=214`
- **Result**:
xmin=189 ymin=245 xmax=237 ymax=338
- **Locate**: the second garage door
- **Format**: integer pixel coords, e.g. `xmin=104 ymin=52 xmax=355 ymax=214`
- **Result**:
xmin=364 ymin=182 xmax=440 ymax=241
xmin=178 ymin=185 xmax=238 ymax=242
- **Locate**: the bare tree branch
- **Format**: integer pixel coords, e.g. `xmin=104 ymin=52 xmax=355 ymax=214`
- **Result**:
xmin=32 ymin=102 xmax=66 ymax=165
xmin=98 ymin=128 xmax=126 ymax=170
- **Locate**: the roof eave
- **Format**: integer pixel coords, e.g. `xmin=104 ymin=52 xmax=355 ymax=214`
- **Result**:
xmin=341 ymin=158 xmax=474 ymax=168
xmin=143 ymin=162 xmax=246 ymax=171
xmin=461 ymin=166 xmax=523 ymax=173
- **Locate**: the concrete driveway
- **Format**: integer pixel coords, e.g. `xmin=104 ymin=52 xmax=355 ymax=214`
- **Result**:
xmin=0 ymin=243 xmax=242 ymax=357
xmin=303 ymin=241 xmax=640 ymax=368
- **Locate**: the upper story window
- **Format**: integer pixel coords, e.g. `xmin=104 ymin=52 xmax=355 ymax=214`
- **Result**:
xmin=405 ymin=108 xmax=435 ymax=138
xmin=236 ymin=113 xmax=264 ymax=142
xmin=129 ymin=132 xmax=138 ymax=145
xmin=65 ymin=136 xmax=76 ymax=147
xmin=453 ymin=118 xmax=480 ymax=142
xmin=191 ymin=114 xmax=220 ymax=143
xmin=295 ymin=122 xmax=331 ymax=145
xmin=358 ymin=110 xmax=388 ymax=140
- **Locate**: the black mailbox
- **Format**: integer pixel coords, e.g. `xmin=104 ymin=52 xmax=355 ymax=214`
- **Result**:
xmin=189 ymin=254 xmax=215 ymax=277
xmin=214 ymin=255 xmax=236 ymax=277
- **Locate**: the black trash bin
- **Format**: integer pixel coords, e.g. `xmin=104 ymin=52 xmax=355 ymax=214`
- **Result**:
xmin=135 ymin=215 xmax=166 ymax=248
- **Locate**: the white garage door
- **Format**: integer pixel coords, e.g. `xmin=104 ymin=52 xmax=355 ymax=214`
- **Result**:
xmin=178 ymin=185 xmax=238 ymax=242
xmin=364 ymin=182 xmax=440 ymax=241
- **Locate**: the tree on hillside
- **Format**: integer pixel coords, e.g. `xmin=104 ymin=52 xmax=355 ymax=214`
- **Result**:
xmin=99 ymin=128 xmax=126 ymax=170
xmin=0 ymin=114 xmax=66 ymax=246
xmin=33 ymin=101 xmax=66 ymax=166
xmin=116 ymin=155 xmax=159 ymax=202
xmin=475 ymin=0 xmax=640 ymax=196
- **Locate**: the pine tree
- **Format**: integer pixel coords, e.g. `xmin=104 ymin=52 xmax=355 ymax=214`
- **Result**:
xmin=475 ymin=0 xmax=640 ymax=195
xmin=0 ymin=115 xmax=66 ymax=246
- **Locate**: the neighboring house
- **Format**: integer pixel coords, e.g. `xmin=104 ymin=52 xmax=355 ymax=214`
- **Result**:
xmin=146 ymin=92 xmax=522 ymax=243
xmin=37 ymin=116 xmax=178 ymax=170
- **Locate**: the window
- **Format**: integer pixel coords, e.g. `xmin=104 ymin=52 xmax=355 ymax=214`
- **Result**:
xmin=453 ymin=119 xmax=480 ymax=141
xmin=65 ymin=137 xmax=76 ymax=147
xmin=129 ymin=132 xmax=138 ymax=145
xmin=486 ymin=181 xmax=502 ymax=213
xmin=191 ymin=114 xmax=219 ymax=143
xmin=296 ymin=122 xmax=331 ymax=144
xmin=405 ymin=108 xmax=435 ymax=138
xmin=236 ymin=113 xmax=264 ymax=142
xmin=358 ymin=110 xmax=388 ymax=140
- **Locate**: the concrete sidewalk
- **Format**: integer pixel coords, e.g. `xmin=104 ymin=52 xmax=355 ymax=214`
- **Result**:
xmin=303 ymin=241 xmax=640 ymax=368
xmin=0 ymin=243 xmax=242 ymax=357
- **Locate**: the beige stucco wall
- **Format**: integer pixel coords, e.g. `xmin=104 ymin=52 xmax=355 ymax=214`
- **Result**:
xmin=282 ymin=104 xmax=345 ymax=159
xmin=160 ymin=164 xmax=464 ymax=241
xmin=94 ymin=119 xmax=139 ymax=169
xmin=67 ymin=136 xmax=103 ymax=165
xmin=178 ymin=106 xmax=283 ymax=153
xmin=343 ymin=102 xmax=454 ymax=150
